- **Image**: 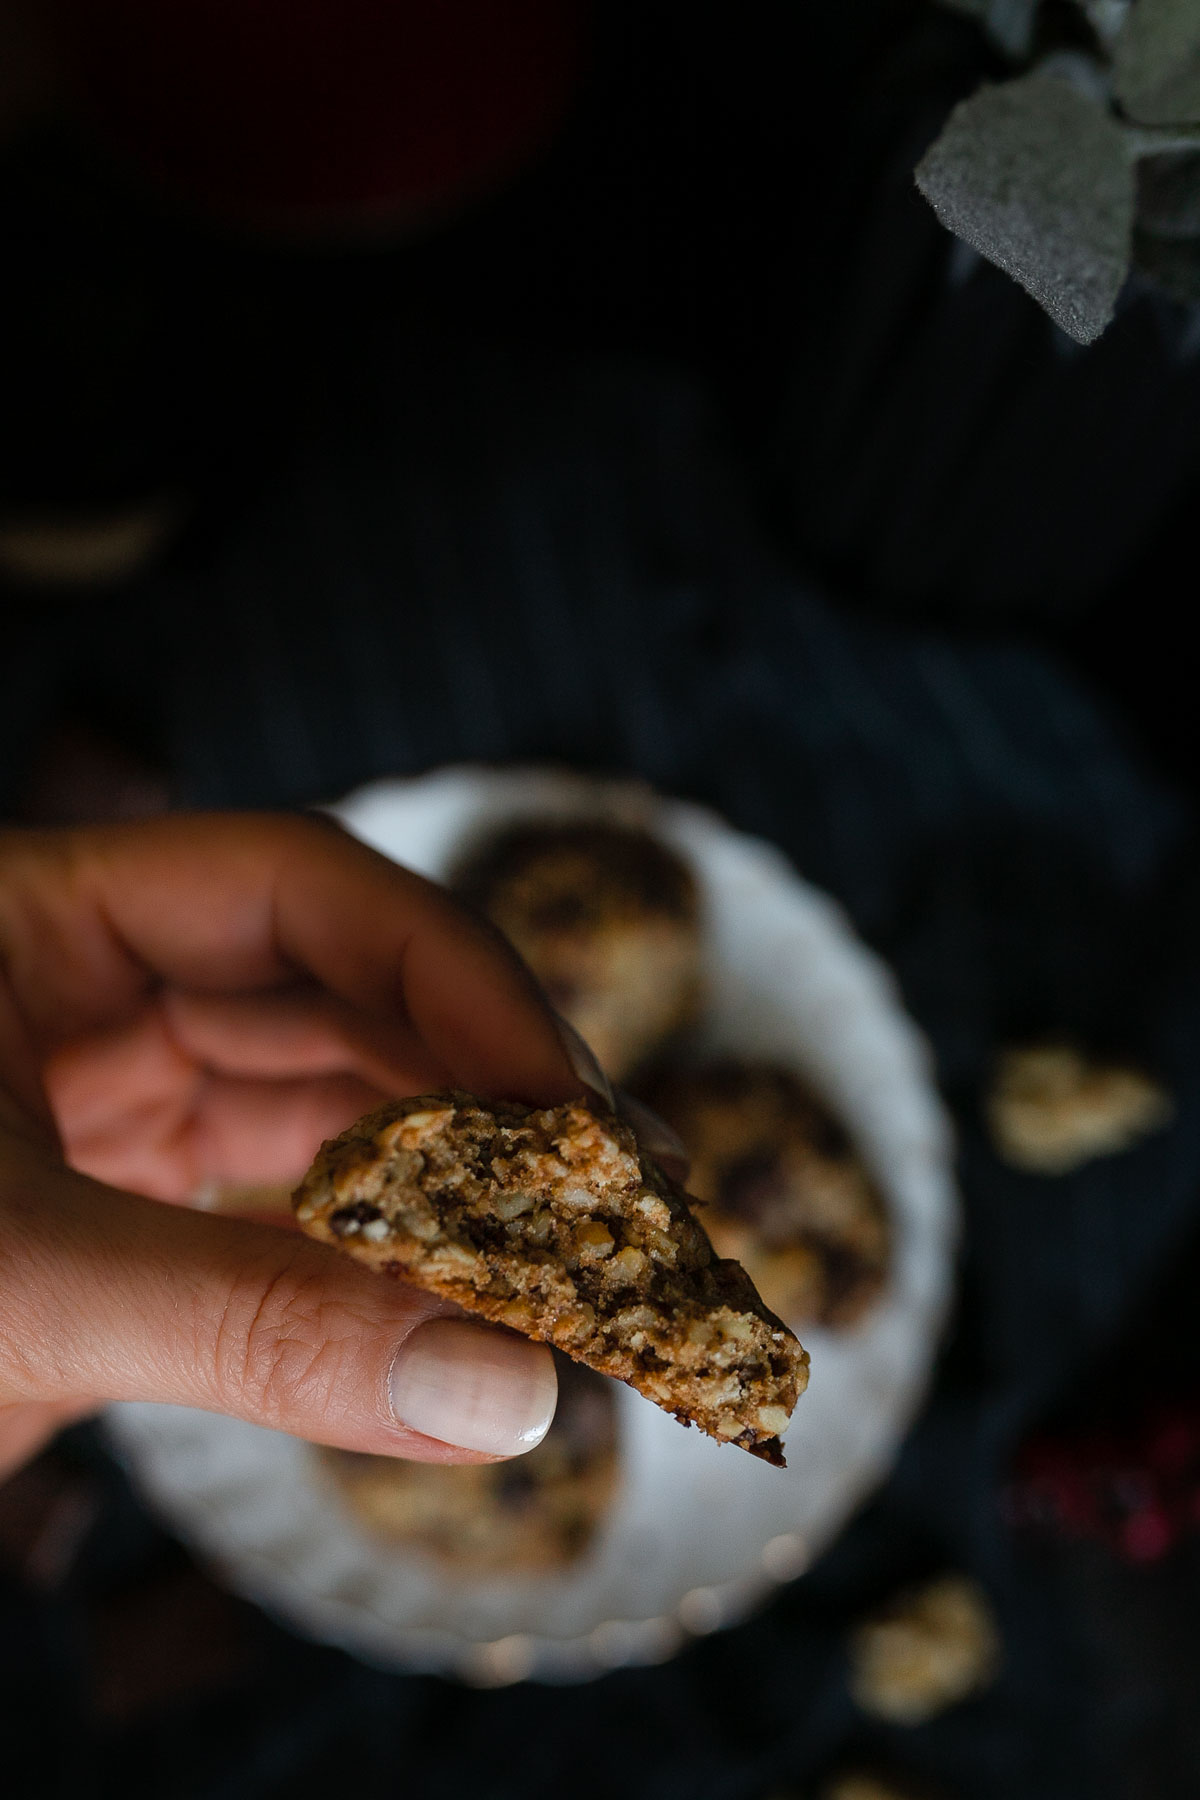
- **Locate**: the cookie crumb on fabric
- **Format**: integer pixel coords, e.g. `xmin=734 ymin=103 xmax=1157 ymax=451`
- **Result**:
xmin=769 ymin=1774 xmax=938 ymax=1800
xmin=987 ymin=1044 xmax=1172 ymax=1174
xmin=820 ymin=1777 xmax=940 ymax=1800
xmin=849 ymin=1574 xmax=1001 ymax=1725
xmin=294 ymin=1092 xmax=807 ymax=1463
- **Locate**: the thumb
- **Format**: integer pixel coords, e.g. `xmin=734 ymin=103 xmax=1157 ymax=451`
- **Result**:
xmin=0 ymin=1138 xmax=557 ymax=1461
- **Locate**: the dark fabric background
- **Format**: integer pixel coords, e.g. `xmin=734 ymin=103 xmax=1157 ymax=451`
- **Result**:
xmin=3 ymin=3 xmax=1200 ymax=1797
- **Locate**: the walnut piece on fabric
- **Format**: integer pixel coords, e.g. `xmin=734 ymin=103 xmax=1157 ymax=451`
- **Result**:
xmin=293 ymin=1093 xmax=807 ymax=1464
xmin=770 ymin=1771 xmax=937 ymax=1800
xmin=819 ymin=1777 xmax=936 ymax=1800
xmin=849 ymin=1574 xmax=1001 ymax=1726
xmin=986 ymin=1043 xmax=1172 ymax=1174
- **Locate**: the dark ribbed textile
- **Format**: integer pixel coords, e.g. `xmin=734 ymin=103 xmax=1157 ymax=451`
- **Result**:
xmin=4 ymin=338 xmax=1199 ymax=1800
xmin=4 ymin=3 xmax=1200 ymax=1796
xmin=10 ymin=339 xmax=1182 ymax=889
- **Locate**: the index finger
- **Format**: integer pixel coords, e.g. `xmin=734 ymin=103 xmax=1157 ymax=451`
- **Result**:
xmin=0 ymin=813 xmax=581 ymax=1109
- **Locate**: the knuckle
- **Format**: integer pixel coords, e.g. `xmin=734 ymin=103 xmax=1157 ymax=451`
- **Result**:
xmin=214 ymin=1255 xmax=370 ymax=1429
xmin=0 ymin=1193 xmax=76 ymax=1401
xmin=267 ymin=810 xmax=338 ymax=864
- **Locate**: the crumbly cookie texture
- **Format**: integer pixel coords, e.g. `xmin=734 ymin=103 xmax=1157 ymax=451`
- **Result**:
xmin=293 ymin=1093 xmax=807 ymax=1464
xmin=455 ymin=821 xmax=702 ymax=1082
xmin=642 ymin=1062 xmax=890 ymax=1329
xmin=318 ymin=1356 xmax=618 ymax=1573
xmin=987 ymin=1044 xmax=1172 ymax=1175
xmin=849 ymin=1575 xmax=1001 ymax=1726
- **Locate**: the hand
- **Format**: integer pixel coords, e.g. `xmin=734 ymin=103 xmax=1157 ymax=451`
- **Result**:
xmin=0 ymin=813 xmax=582 ymax=1484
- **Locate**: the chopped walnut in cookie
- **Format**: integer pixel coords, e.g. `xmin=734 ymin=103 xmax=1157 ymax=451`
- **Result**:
xmin=987 ymin=1043 xmax=1172 ymax=1175
xmin=293 ymin=1092 xmax=807 ymax=1463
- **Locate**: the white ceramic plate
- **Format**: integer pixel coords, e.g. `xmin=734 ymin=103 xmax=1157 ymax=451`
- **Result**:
xmin=107 ymin=766 xmax=957 ymax=1685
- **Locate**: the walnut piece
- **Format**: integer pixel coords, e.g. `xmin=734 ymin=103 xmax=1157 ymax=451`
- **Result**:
xmin=987 ymin=1044 xmax=1172 ymax=1175
xmin=849 ymin=1574 xmax=1001 ymax=1725
xmin=822 ymin=1779 xmax=930 ymax=1800
xmin=768 ymin=1776 xmax=932 ymax=1800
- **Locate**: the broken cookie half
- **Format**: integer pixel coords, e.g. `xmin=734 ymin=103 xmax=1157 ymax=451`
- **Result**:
xmin=293 ymin=1093 xmax=808 ymax=1464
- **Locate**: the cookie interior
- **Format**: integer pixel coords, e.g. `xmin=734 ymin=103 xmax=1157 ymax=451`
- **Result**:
xmin=294 ymin=1093 xmax=807 ymax=1464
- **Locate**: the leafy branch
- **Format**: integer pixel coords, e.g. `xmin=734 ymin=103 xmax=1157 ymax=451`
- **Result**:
xmin=916 ymin=0 xmax=1200 ymax=340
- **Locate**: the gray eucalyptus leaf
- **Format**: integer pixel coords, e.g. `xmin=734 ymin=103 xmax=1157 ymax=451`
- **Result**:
xmin=938 ymin=0 xmax=1040 ymax=60
xmin=1076 ymin=0 xmax=1132 ymax=54
xmin=915 ymin=69 xmax=1134 ymax=342
xmin=1113 ymin=0 xmax=1200 ymax=127
xmin=986 ymin=0 xmax=1041 ymax=59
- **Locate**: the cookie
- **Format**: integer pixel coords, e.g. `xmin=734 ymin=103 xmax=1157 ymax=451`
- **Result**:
xmin=293 ymin=1092 xmax=807 ymax=1464
xmin=319 ymin=1355 xmax=618 ymax=1572
xmin=641 ymin=1062 xmax=889 ymax=1328
xmin=455 ymin=821 xmax=701 ymax=1082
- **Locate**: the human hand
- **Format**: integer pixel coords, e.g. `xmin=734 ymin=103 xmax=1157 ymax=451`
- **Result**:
xmin=0 ymin=813 xmax=584 ymax=1484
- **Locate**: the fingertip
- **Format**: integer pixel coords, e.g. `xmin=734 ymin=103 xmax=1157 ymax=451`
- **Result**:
xmin=387 ymin=1320 xmax=558 ymax=1457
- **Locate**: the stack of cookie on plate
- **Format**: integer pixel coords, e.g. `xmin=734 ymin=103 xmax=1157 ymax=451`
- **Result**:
xmin=321 ymin=817 xmax=892 ymax=1574
xmin=458 ymin=817 xmax=891 ymax=1336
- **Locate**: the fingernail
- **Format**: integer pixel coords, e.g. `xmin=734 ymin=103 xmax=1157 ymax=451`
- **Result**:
xmin=389 ymin=1319 xmax=558 ymax=1455
xmin=614 ymin=1089 xmax=690 ymax=1179
xmin=551 ymin=1011 xmax=615 ymax=1111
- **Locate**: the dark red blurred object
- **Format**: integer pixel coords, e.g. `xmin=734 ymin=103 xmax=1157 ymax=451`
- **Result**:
xmin=1006 ymin=1396 xmax=1200 ymax=1564
xmin=47 ymin=0 xmax=586 ymax=229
